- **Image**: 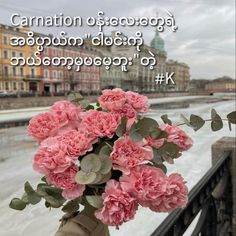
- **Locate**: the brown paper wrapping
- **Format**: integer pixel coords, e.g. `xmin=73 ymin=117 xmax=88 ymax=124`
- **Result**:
xmin=55 ymin=212 xmax=110 ymax=236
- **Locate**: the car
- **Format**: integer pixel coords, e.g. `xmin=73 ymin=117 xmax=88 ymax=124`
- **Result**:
xmin=0 ymin=91 xmax=17 ymax=98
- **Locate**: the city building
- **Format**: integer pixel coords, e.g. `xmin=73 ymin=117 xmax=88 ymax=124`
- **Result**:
xmin=0 ymin=24 xmax=43 ymax=93
xmin=40 ymin=44 xmax=101 ymax=95
xmin=83 ymin=38 xmax=123 ymax=90
xmin=189 ymin=79 xmax=210 ymax=94
xmin=166 ymin=60 xmax=190 ymax=91
xmin=0 ymin=23 xmax=101 ymax=94
xmin=110 ymin=30 xmax=167 ymax=93
xmin=205 ymin=77 xmax=236 ymax=93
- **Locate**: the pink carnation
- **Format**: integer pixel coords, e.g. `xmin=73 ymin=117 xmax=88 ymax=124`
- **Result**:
xmin=33 ymin=141 xmax=72 ymax=175
xmin=110 ymin=136 xmax=153 ymax=172
xmin=62 ymin=185 xmax=86 ymax=200
xmin=98 ymin=88 xmax=126 ymax=111
xmin=95 ymin=180 xmax=138 ymax=227
xmin=149 ymin=173 xmax=188 ymax=212
xmin=146 ymin=136 xmax=165 ymax=149
xmin=120 ymin=165 xmax=188 ymax=212
xmin=111 ymin=103 xmax=137 ymax=129
xmin=120 ymin=165 xmax=166 ymax=206
xmin=126 ymin=91 xmax=149 ymax=113
xmin=58 ymin=130 xmax=97 ymax=158
xmin=46 ymin=164 xmax=79 ymax=189
xmin=27 ymin=112 xmax=66 ymax=142
xmin=81 ymin=110 xmax=121 ymax=138
xmin=51 ymin=100 xmax=83 ymax=121
xmin=160 ymin=124 xmax=193 ymax=151
xmin=47 ymin=164 xmax=85 ymax=200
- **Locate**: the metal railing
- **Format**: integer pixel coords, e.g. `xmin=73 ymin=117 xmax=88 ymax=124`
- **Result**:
xmin=151 ymin=152 xmax=232 ymax=236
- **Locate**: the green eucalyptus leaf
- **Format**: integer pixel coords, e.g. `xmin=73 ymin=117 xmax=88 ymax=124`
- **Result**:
xmin=67 ymin=92 xmax=83 ymax=103
xmin=135 ymin=117 xmax=159 ymax=137
xmin=116 ymin=117 xmax=127 ymax=137
xmin=62 ymin=200 xmax=80 ymax=213
xmin=27 ymin=193 xmax=41 ymax=205
xmin=44 ymin=186 xmax=63 ymax=197
xmin=99 ymin=157 xmax=112 ymax=175
xmin=75 ymin=171 xmax=97 ymax=185
xmin=211 ymin=109 xmax=223 ymax=131
xmin=150 ymin=128 xmax=162 ymax=139
xmin=99 ymin=145 xmax=112 ymax=157
xmin=158 ymin=131 xmax=168 ymax=139
xmin=86 ymin=196 xmax=103 ymax=208
xmin=9 ymin=198 xmax=27 ymax=211
xmin=80 ymin=100 xmax=90 ymax=108
xmin=129 ymin=129 xmax=143 ymax=141
xmin=44 ymin=196 xmax=64 ymax=208
xmin=21 ymin=193 xmax=28 ymax=204
xmin=24 ymin=182 xmax=41 ymax=205
xmin=67 ymin=92 xmax=76 ymax=101
xmin=85 ymin=105 xmax=95 ymax=110
xmin=41 ymin=176 xmax=47 ymax=183
xmin=161 ymin=114 xmax=172 ymax=125
xmin=162 ymin=155 xmax=174 ymax=164
xmin=80 ymin=154 xmax=102 ymax=173
xmin=152 ymin=163 xmax=167 ymax=174
xmin=180 ymin=114 xmax=192 ymax=127
xmin=152 ymin=149 xmax=163 ymax=165
xmin=94 ymin=172 xmax=112 ymax=185
xmin=189 ymin=114 xmax=205 ymax=131
xmin=227 ymin=111 xmax=236 ymax=124
xmin=24 ymin=181 xmax=35 ymax=195
xmin=45 ymin=201 xmax=51 ymax=208
xmin=157 ymin=142 xmax=180 ymax=164
xmin=36 ymin=183 xmax=48 ymax=197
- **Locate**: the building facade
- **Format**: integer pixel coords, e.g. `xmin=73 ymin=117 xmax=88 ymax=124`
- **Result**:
xmin=166 ymin=60 xmax=190 ymax=91
xmin=109 ymin=30 xmax=167 ymax=93
xmin=205 ymin=77 xmax=236 ymax=93
xmin=0 ymin=24 xmax=43 ymax=93
xmin=0 ymin=24 xmax=101 ymax=94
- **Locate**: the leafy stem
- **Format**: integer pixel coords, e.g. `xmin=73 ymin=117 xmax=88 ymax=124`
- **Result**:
xmin=176 ymin=118 xmax=228 ymax=127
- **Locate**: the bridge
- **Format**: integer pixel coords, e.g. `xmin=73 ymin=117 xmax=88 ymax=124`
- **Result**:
xmin=152 ymin=137 xmax=235 ymax=236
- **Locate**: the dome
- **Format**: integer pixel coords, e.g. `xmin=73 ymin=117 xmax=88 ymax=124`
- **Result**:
xmin=150 ymin=30 xmax=165 ymax=52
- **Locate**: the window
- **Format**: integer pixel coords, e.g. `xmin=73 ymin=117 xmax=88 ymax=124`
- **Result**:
xmin=4 ymin=66 xmax=8 ymax=76
xmin=31 ymin=68 xmax=35 ymax=78
xmin=13 ymin=82 xmax=17 ymax=90
xmin=5 ymin=82 xmax=9 ymax=90
xmin=20 ymin=82 xmax=24 ymax=91
xmin=12 ymin=51 xmax=16 ymax=57
xmin=44 ymin=70 xmax=49 ymax=78
xmin=20 ymin=67 xmax=24 ymax=77
xmin=3 ymin=36 xmax=7 ymax=45
xmin=59 ymin=71 xmax=63 ymax=79
xmin=3 ymin=50 xmax=8 ymax=59
xmin=13 ymin=66 xmax=17 ymax=76
xmin=53 ymin=71 xmax=57 ymax=79
xmin=19 ymin=52 xmax=24 ymax=57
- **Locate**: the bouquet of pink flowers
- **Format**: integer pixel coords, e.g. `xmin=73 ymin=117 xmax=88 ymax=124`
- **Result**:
xmin=9 ymin=89 xmax=235 ymax=234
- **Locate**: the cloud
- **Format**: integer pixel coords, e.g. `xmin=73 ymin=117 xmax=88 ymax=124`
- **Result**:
xmin=0 ymin=0 xmax=235 ymax=79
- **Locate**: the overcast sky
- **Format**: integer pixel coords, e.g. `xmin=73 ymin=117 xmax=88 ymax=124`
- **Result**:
xmin=0 ymin=0 xmax=235 ymax=79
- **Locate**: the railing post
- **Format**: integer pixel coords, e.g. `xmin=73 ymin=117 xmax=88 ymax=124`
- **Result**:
xmin=212 ymin=137 xmax=236 ymax=235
